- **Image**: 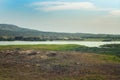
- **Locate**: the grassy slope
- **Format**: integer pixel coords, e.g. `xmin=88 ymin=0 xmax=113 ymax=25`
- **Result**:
xmin=0 ymin=44 xmax=120 ymax=80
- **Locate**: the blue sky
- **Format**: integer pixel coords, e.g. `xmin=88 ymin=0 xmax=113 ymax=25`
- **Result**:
xmin=0 ymin=0 xmax=120 ymax=34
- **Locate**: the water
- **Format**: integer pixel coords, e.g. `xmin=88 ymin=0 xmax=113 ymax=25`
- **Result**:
xmin=0 ymin=41 xmax=120 ymax=47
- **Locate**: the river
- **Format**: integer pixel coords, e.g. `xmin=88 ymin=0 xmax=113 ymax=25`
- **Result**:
xmin=0 ymin=41 xmax=120 ymax=47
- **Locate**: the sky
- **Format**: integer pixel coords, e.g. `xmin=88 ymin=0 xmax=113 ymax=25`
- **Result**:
xmin=0 ymin=0 xmax=120 ymax=34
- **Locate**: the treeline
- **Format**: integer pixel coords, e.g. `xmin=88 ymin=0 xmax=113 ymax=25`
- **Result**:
xmin=83 ymin=35 xmax=120 ymax=41
xmin=0 ymin=36 xmax=84 ymax=41
xmin=0 ymin=36 xmax=120 ymax=41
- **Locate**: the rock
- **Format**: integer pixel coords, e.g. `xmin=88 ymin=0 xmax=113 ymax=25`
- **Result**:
xmin=40 ymin=55 xmax=48 ymax=59
xmin=75 ymin=62 xmax=80 ymax=65
xmin=36 ymin=64 xmax=40 ymax=67
xmin=26 ymin=64 xmax=30 ymax=68
xmin=47 ymin=51 xmax=57 ymax=57
xmin=27 ymin=52 xmax=37 ymax=56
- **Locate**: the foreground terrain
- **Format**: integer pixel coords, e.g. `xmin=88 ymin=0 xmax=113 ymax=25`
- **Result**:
xmin=0 ymin=44 xmax=120 ymax=80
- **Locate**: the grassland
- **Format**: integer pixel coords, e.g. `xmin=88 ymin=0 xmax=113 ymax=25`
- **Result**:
xmin=0 ymin=44 xmax=120 ymax=80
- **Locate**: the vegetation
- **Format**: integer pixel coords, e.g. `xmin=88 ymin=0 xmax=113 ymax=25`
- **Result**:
xmin=0 ymin=44 xmax=120 ymax=80
xmin=0 ymin=24 xmax=120 ymax=41
xmin=0 ymin=23 xmax=120 ymax=80
xmin=0 ymin=44 xmax=120 ymax=55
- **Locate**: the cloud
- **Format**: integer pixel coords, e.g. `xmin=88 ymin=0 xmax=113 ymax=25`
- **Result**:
xmin=31 ymin=1 xmax=96 ymax=11
xmin=109 ymin=10 xmax=120 ymax=16
xmin=31 ymin=1 xmax=120 ymax=17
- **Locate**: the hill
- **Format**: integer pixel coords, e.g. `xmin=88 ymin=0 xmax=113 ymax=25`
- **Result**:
xmin=0 ymin=24 xmax=120 ymax=41
xmin=0 ymin=24 xmax=46 ymax=37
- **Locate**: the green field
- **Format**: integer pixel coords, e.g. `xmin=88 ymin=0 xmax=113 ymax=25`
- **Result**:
xmin=0 ymin=44 xmax=120 ymax=55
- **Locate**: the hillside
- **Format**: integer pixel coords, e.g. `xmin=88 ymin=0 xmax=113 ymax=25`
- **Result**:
xmin=0 ymin=24 xmax=120 ymax=41
xmin=0 ymin=24 xmax=46 ymax=37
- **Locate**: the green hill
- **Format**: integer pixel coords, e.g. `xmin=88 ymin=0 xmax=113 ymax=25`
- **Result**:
xmin=0 ymin=24 xmax=120 ymax=41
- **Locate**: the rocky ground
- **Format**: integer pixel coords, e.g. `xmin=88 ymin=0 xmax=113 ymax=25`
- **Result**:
xmin=0 ymin=49 xmax=120 ymax=80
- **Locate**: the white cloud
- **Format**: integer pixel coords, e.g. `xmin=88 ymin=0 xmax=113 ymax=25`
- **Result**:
xmin=31 ymin=1 xmax=120 ymax=17
xmin=32 ymin=2 xmax=96 ymax=11
xmin=109 ymin=10 xmax=120 ymax=16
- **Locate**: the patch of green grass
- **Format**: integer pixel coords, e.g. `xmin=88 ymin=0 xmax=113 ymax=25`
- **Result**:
xmin=0 ymin=44 xmax=86 ymax=51
xmin=101 ymin=54 xmax=120 ymax=62
xmin=0 ymin=44 xmax=120 ymax=57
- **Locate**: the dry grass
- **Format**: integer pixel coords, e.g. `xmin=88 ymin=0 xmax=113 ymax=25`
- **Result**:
xmin=0 ymin=49 xmax=120 ymax=80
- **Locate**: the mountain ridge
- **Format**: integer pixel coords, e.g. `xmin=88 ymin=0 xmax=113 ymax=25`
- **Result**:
xmin=0 ymin=24 xmax=120 ymax=41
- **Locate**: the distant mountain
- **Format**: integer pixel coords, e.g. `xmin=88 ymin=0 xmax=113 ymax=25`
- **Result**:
xmin=0 ymin=24 xmax=38 ymax=32
xmin=0 ymin=24 xmax=90 ymax=37
xmin=0 ymin=24 xmax=47 ymax=37
xmin=0 ymin=24 xmax=120 ymax=41
xmin=0 ymin=24 xmax=19 ymax=31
